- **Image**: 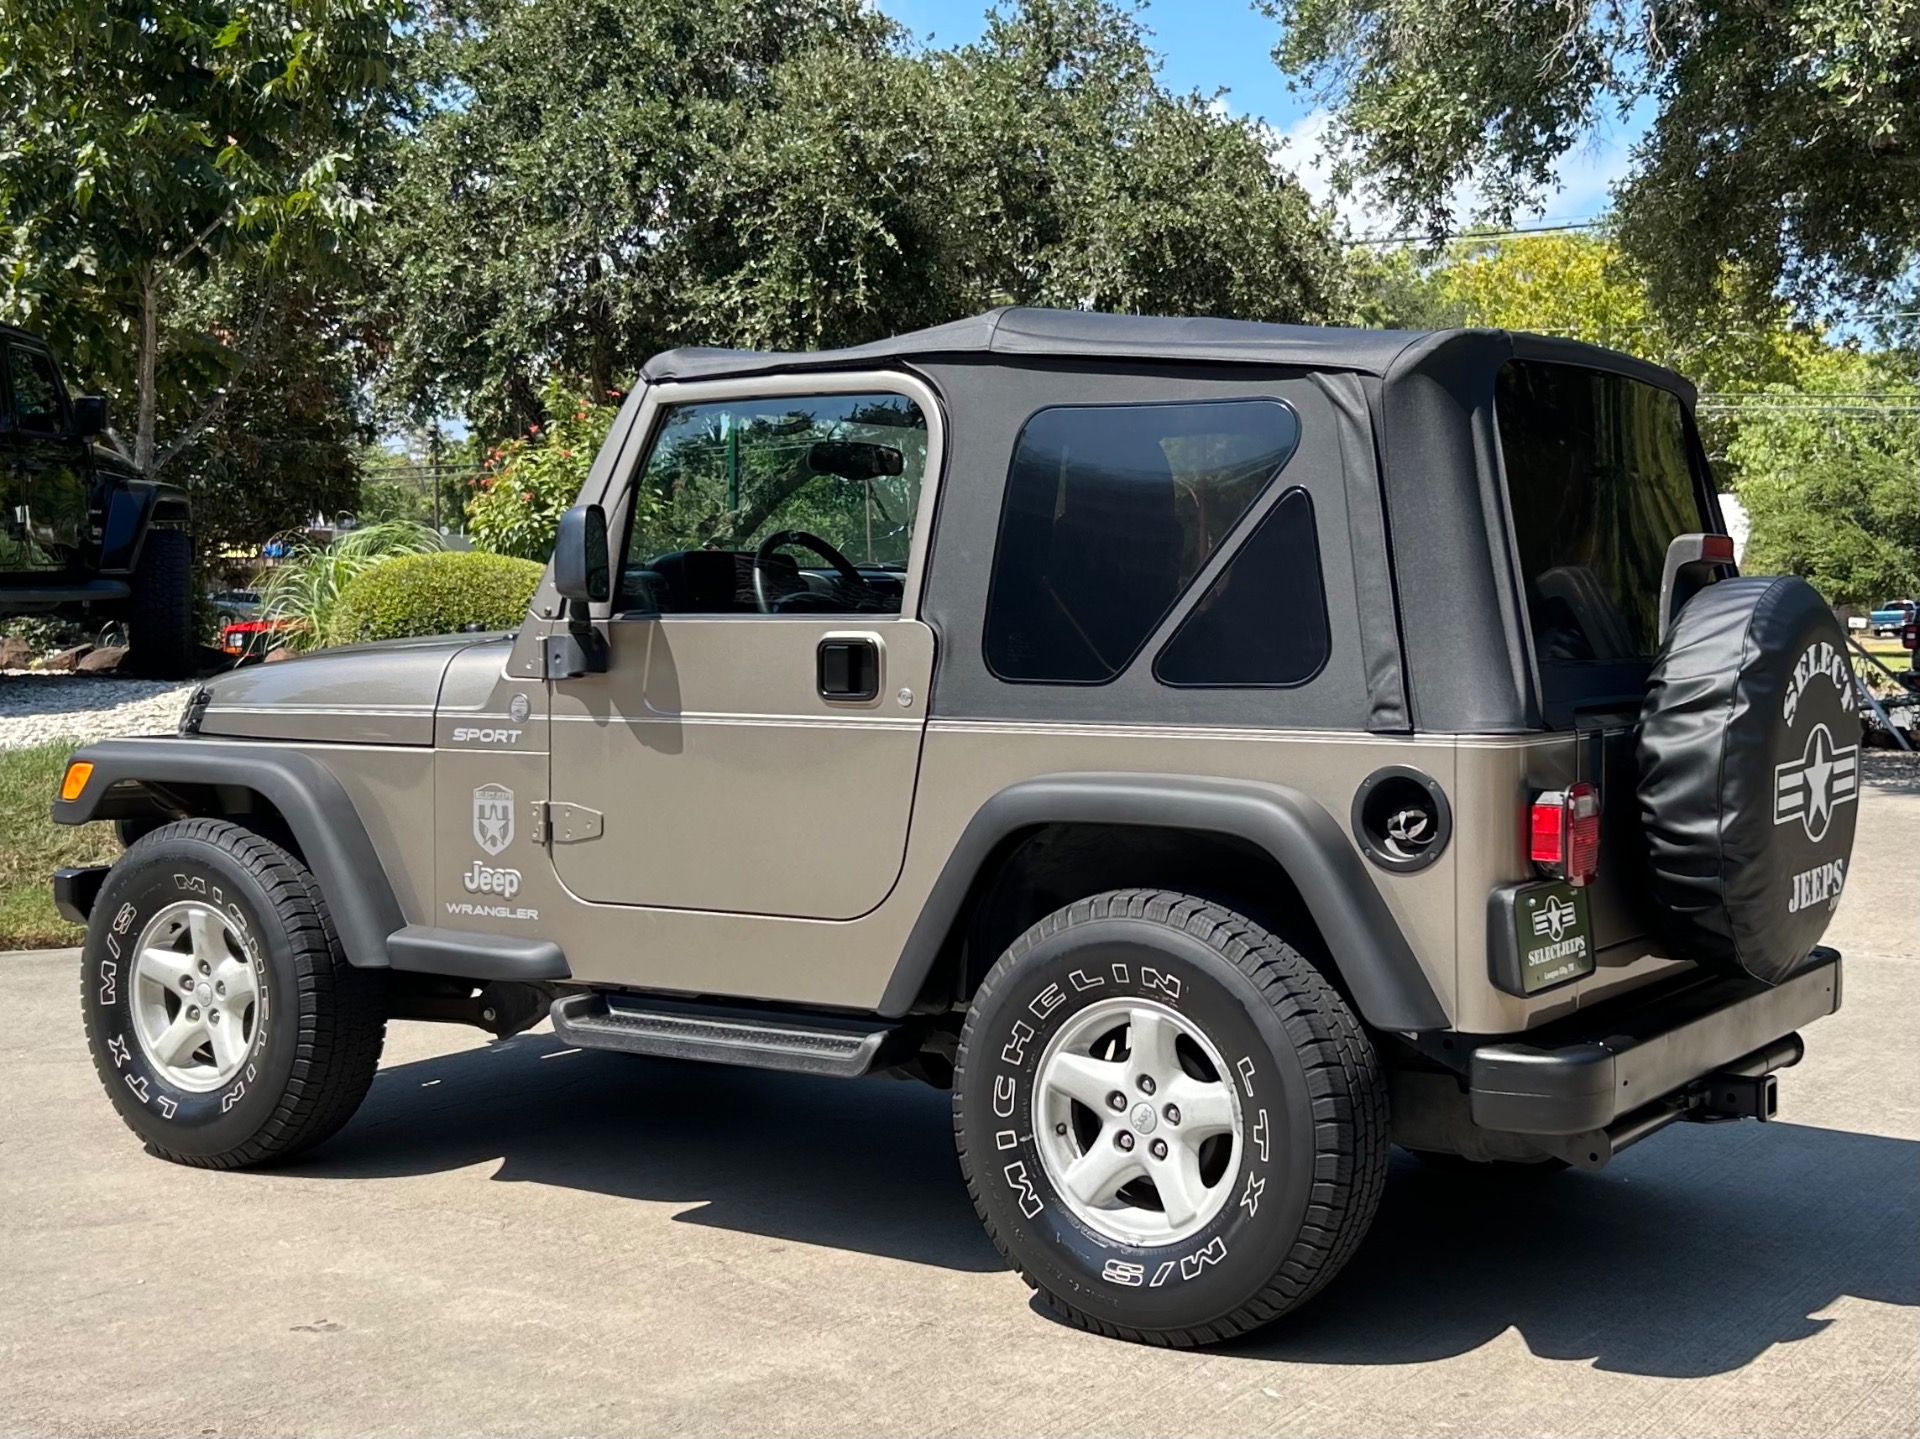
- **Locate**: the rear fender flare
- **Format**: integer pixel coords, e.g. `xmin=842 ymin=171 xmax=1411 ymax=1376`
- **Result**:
xmin=879 ymin=773 xmax=1450 ymax=1032
xmin=52 ymin=738 xmax=403 ymax=969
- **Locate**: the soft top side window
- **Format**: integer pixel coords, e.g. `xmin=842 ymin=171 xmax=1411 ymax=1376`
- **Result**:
xmin=6 ymin=345 xmax=66 ymax=434
xmin=617 ymin=392 xmax=928 ymax=616
xmin=984 ymin=399 xmax=1301 ymax=684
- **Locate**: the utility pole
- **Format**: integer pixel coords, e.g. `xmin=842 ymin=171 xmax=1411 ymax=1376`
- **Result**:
xmin=427 ymin=422 xmax=444 ymax=533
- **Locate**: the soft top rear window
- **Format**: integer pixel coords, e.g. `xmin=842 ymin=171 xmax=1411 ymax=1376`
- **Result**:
xmin=1496 ymin=360 xmax=1707 ymax=715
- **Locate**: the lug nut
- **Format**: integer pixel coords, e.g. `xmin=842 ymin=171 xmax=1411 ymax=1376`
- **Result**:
xmin=1106 ymin=1091 xmax=1127 ymax=1111
xmin=198 ymin=961 xmax=210 ymax=975
xmin=1054 ymin=1122 xmax=1067 ymax=1136
xmin=1116 ymin=1131 xmax=1135 ymax=1151
xmin=180 ymin=976 xmax=193 ymax=991
xmin=215 ymin=981 xmax=226 ymax=996
xmin=186 ymin=1006 xmax=200 ymax=1020
xmin=1163 ymin=1103 xmax=1181 ymax=1125
xmin=1137 ymin=1075 xmax=1156 ymax=1095
xmin=1150 ymin=1139 xmax=1168 ymax=1160
xmin=208 ymin=1011 xmax=220 ymax=1024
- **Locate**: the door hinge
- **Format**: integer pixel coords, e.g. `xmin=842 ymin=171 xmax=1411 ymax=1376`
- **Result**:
xmin=532 ymin=800 xmax=603 ymax=845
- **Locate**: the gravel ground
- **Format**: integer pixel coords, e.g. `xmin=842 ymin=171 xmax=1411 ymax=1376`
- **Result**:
xmin=0 ymin=672 xmax=194 ymax=750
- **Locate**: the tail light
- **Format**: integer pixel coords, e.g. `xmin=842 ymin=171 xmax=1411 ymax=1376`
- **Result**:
xmin=1530 ymin=782 xmax=1601 ymax=887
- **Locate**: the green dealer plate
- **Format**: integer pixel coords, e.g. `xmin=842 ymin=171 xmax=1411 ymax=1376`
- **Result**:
xmin=1511 ymin=882 xmax=1595 ymax=995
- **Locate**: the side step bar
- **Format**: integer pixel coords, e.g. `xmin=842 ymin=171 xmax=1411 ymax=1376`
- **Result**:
xmin=549 ymin=993 xmax=910 ymax=1078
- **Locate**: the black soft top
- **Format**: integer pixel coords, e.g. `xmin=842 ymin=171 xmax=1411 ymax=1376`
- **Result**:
xmin=642 ymin=305 xmax=1695 ymax=403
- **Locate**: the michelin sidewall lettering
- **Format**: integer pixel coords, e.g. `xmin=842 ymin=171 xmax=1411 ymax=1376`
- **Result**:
xmin=81 ymin=847 xmax=303 ymax=1154
xmin=961 ymin=921 xmax=1317 ymax=1330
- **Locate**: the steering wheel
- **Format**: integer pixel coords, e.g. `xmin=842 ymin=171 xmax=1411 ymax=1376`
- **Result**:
xmin=751 ymin=530 xmax=875 ymax=613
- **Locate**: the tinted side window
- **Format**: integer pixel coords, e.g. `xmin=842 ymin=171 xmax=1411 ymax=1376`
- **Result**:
xmin=6 ymin=347 xmax=65 ymax=434
xmin=618 ymin=392 xmax=927 ymax=615
xmin=1496 ymin=361 xmax=1704 ymax=665
xmin=1154 ymin=487 xmax=1329 ymax=687
xmin=984 ymin=399 xmax=1300 ymax=683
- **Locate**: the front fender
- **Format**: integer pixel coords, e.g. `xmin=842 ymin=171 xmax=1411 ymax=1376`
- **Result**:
xmin=52 ymin=738 xmax=403 ymax=970
xmin=880 ymin=773 xmax=1450 ymax=1032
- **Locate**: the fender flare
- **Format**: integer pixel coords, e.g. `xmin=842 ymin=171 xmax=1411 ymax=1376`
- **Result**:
xmin=52 ymin=738 xmax=404 ymax=970
xmin=878 ymin=773 xmax=1450 ymax=1032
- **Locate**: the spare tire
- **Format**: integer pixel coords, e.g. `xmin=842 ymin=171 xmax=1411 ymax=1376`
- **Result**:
xmin=1638 ymin=575 xmax=1859 ymax=984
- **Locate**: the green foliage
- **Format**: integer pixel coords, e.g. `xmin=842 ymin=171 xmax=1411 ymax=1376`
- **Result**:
xmin=257 ymin=521 xmax=444 ymax=650
xmin=1266 ymin=0 xmax=1919 ymax=319
xmin=1729 ymin=351 xmax=1919 ymax=610
xmin=170 ymin=275 xmax=362 ymax=565
xmin=374 ymin=0 xmax=1350 ymax=435
xmin=0 ymin=0 xmax=409 ymax=471
xmin=466 ymin=380 xmax=622 ymax=559
xmin=331 ymin=550 xmax=543 ymax=643
xmin=0 ymin=742 xmax=121 ymax=948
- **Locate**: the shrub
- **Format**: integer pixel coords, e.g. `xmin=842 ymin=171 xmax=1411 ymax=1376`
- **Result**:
xmin=466 ymin=377 xmax=622 ymax=560
xmin=331 ymin=550 xmax=544 ymax=644
xmin=258 ymin=521 xmax=447 ymax=651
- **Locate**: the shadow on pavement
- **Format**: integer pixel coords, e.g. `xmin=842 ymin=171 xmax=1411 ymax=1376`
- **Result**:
xmin=291 ymin=1030 xmax=1003 ymax=1273
xmin=1243 ymin=1127 xmax=1919 ymax=1377
xmin=293 ymin=1030 xmax=1918 ymax=1376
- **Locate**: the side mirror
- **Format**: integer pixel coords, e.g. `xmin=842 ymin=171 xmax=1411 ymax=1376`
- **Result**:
xmin=71 ymin=394 xmax=108 ymax=439
xmin=553 ymin=503 xmax=610 ymax=604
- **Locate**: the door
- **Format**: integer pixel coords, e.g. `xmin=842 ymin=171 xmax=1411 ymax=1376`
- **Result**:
xmin=1 ymin=342 xmax=89 ymax=569
xmin=547 ymin=376 xmax=942 ymax=919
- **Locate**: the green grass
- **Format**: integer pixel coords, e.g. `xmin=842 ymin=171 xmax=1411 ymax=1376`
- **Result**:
xmin=1857 ymin=633 xmax=1909 ymax=660
xmin=0 ymin=742 xmax=120 ymax=950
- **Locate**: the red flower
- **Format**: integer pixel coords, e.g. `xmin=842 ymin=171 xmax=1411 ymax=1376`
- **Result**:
xmin=529 ymin=423 xmax=541 ymax=434
xmin=521 ymin=490 xmax=533 ymax=502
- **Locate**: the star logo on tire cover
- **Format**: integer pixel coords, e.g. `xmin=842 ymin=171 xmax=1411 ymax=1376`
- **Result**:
xmin=1773 ymin=723 xmax=1859 ymax=842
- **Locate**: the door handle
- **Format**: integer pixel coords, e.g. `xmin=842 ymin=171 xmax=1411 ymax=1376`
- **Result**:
xmin=817 ymin=636 xmax=880 ymax=701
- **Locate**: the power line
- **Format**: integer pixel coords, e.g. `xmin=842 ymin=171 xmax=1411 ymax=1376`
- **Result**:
xmin=1350 ymin=220 xmax=1607 ymax=247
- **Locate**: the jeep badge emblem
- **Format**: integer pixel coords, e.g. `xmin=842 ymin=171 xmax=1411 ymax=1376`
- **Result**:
xmin=473 ymin=784 xmax=515 ymax=855
xmin=509 ymin=693 xmax=531 ymax=724
xmin=1772 ymin=722 xmax=1858 ymax=842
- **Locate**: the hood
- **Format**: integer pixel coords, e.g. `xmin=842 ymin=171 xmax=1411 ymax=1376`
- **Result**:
xmin=193 ymin=633 xmax=506 ymax=745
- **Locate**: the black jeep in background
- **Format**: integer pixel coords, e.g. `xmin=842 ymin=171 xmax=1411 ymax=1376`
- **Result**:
xmin=0 ymin=323 xmax=193 ymax=677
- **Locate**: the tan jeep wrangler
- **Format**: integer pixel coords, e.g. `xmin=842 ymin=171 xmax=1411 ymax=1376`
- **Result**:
xmin=54 ymin=309 xmax=1857 ymax=1346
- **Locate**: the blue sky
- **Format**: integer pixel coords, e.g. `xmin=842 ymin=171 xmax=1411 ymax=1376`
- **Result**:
xmin=878 ymin=0 xmax=1646 ymax=238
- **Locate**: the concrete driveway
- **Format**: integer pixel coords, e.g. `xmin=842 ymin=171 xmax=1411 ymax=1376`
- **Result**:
xmin=3 ymin=757 xmax=1915 ymax=1437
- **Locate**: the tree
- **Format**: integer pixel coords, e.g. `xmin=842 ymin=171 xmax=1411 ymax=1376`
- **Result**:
xmin=0 ymin=0 xmax=408 ymax=474
xmin=1265 ymin=0 xmax=1920 ymax=320
xmin=167 ymin=275 xmax=362 ymax=570
xmin=371 ymin=0 xmax=896 ymax=435
xmin=374 ymin=0 xmax=1351 ymax=437
xmin=1728 ymin=349 xmax=1919 ymax=609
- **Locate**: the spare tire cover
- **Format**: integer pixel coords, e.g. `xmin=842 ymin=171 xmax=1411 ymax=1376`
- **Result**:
xmin=1638 ymin=575 xmax=1859 ymax=984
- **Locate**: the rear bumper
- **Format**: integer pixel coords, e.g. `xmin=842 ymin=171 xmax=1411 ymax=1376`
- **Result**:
xmin=1467 ymin=949 xmax=1841 ymax=1142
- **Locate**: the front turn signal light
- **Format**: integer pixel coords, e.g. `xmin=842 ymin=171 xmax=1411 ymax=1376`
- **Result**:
xmin=59 ymin=761 xmax=93 ymax=802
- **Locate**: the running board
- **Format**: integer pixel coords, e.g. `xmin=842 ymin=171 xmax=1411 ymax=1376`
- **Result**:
xmin=549 ymin=993 xmax=908 ymax=1078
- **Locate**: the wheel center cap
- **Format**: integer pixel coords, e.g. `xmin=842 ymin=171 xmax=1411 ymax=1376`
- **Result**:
xmin=195 ymin=982 xmax=212 ymax=1005
xmin=1130 ymin=1102 xmax=1158 ymax=1134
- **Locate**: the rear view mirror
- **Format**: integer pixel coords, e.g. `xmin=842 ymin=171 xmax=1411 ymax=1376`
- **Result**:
xmin=808 ymin=440 xmax=904 ymax=482
xmin=71 ymin=394 xmax=108 ymax=439
xmin=553 ymin=504 xmax=610 ymax=604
